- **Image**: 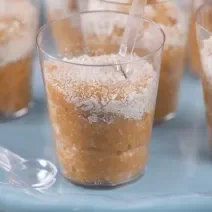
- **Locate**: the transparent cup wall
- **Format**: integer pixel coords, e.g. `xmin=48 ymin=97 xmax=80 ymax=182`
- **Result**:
xmin=196 ymin=2 xmax=212 ymax=147
xmin=100 ymin=0 xmax=192 ymax=123
xmin=188 ymin=0 xmax=208 ymax=76
xmin=151 ymin=0 xmax=192 ymax=123
xmin=37 ymin=11 xmax=165 ymax=186
xmin=0 ymin=0 xmax=39 ymax=120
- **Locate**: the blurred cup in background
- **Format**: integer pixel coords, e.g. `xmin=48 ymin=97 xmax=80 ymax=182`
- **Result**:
xmin=188 ymin=0 xmax=208 ymax=77
xmin=0 ymin=0 xmax=39 ymax=120
xmin=196 ymin=2 xmax=212 ymax=147
xmin=100 ymin=0 xmax=192 ymax=123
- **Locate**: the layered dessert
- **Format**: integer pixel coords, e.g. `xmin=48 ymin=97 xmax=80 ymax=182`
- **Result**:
xmin=0 ymin=0 xmax=38 ymax=119
xmin=145 ymin=1 xmax=189 ymax=122
xmin=44 ymin=54 xmax=158 ymax=185
xmin=115 ymin=0 xmax=190 ymax=122
xmin=200 ymin=36 xmax=212 ymax=146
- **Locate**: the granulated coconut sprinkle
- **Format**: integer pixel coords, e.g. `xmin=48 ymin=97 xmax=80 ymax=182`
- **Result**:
xmin=144 ymin=3 xmax=188 ymax=49
xmin=45 ymin=54 xmax=158 ymax=123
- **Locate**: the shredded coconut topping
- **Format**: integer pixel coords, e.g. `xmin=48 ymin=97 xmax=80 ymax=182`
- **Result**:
xmin=45 ymin=54 xmax=158 ymax=124
xmin=144 ymin=3 xmax=188 ymax=49
xmin=160 ymin=24 xmax=187 ymax=48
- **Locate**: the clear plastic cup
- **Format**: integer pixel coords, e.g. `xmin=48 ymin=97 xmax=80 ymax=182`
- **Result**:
xmin=0 ymin=0 xmax=39 ymax=120
xmin=196 ymin=2 xmax=212 ymax=147
xmin=37 ymin=11 xmax=165 ymax=186
xmin=101 ymin=0 xmax=192 ymax=123
xmin=188 ymin=0 xmax=207 ymax=76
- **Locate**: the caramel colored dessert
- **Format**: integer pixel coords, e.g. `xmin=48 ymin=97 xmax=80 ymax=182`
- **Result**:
xmin=44 ymin=54 xmax=158 ymax=185
xmin=155 ymin=46 xmax=185 ymax=121
xmin=200 ymin=36 xmax=212 ymax=146
xmin=145 ymin=1 xmax=188 ymax=122
xmin=188 ymin=0 xmax=205 ymax=76
xmin=0 ymin=0 xmax=38 ymax=118
xmin=188 ymin=11 xmax=202 ymax=76
xmin=0 ymin=56 xmax=33 ymax=116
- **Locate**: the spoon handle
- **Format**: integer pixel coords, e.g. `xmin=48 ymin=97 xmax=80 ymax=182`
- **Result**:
xmin=0 ymin=146 xmax=24 ymax=172
xmin=119 ymin=0 xmax=147 ymax=56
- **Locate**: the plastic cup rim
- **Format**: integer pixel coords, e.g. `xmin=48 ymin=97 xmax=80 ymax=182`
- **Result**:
xmin=36 ymin=10 xmax=165 ymax=67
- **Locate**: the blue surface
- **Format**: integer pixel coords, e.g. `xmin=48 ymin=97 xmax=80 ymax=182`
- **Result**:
xmin=1 ymin=56 xmax=212 ymax=211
